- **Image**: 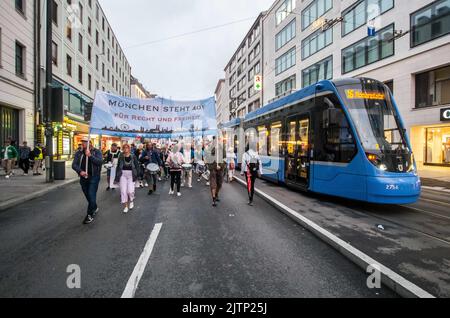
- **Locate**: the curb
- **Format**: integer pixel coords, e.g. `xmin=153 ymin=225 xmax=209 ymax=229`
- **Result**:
xmin=235 ymin=177 xmax=435 ymax=298
xmin=0 ymin=178 xmax=79 ymax=212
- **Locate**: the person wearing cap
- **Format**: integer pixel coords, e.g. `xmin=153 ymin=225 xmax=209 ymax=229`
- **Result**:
xmin=72 ymin=137 xmax=103 ymax=224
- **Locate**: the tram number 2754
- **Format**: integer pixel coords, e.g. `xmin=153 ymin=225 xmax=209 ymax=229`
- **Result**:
xmin=386 ymin=184 xmax=399 ymax=191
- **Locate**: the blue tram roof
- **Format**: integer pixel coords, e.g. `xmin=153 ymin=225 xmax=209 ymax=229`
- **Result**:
xmin=220 ymin=78 xmax=376 ymax=126
xmin=244 ymin=80 xmax=336 ymax=122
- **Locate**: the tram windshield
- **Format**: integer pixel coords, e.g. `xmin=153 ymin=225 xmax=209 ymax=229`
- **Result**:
xmin=337 ymin=80 xmax=409 ymax=155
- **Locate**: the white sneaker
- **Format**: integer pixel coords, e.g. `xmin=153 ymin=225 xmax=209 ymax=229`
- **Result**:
xmin=144 ymin=183 xmax=149 ymax=187
xmin=177 ymin=192 xmax=182 ymax=197
xmin=169 ymin=190 xmax=174 ymax=195
xmin=123 ymin=207 xmax=129 ymax=214
xmin=158 ymin=177 xmax=162 ymax=181
xmin=181 ymin=183 xmax=185 ymax=187
xmin=206 ymin=182 xmax=210 ymax=186
xmin=129 ymin=202 xmax=134 ymax=210
xmin=188 ymin=185 xmax=192 ymax=188
xmin=23 ymin=173 xmax=28 ymax=176
xmin=5 ymin=175 xmax=10 ymax=179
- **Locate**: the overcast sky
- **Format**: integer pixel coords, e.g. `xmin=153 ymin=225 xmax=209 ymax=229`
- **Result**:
xmin=99 ymin=0 xmax=274 ymax=100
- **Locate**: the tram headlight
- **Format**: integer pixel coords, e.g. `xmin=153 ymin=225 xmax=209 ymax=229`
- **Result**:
xmin=379 ymin=164 xmax=388 ymax=171
xmin=366 ymin=153 xmax=382 ymax=167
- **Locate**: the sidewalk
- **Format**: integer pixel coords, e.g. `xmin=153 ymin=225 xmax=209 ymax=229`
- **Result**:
xmin=418 ymin=166 xmax=450 ymax=191
xmin=0 ymin=162 xmax=79 ymax=211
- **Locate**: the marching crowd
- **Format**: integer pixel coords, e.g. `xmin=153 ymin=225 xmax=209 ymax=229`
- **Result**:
xmin=72 ymin=138 xmax=262 ymax=225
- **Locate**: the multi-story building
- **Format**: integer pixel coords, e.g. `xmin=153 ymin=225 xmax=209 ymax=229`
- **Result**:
xmin=214 ymin=79 xmax=227 ymax=126
xmin=39 ymin=0 xmax=132 ymax=157
xmin=259 ymin=0 xmax=450 ymax=171
xmin=131 ymin=75 xmax=154 ymax=99
xmin=224 ymin=12 xmax=265 ymax=121
xmin=0 ymin=0 xmax=37 ymax=145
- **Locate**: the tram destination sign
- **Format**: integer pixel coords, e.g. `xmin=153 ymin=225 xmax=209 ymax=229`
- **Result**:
xmin=441 ymin=107 xmax=450 ymax=122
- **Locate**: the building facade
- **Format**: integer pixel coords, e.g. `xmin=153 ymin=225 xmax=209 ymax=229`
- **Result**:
xmin=131 ymin=75 xmax=154 ymax=99
xmin=39 ymin=0 xmax=132 ymax=157
xmin=0 ymin=0 xmax=37 ymax=145
xmin=224 ymin=12 xmax=265 ymax=121
xmin=261 ymin=0 xmax=450 ymax=170
xmin=214 ymin=79 xmax=227 ymax=127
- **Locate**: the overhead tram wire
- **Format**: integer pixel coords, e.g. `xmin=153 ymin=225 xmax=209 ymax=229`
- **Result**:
xmin=122 ymin=7 xmax=369 ymax=50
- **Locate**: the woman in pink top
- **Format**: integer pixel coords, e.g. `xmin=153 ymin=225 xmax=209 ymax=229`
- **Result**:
xmin=166 ymin=144 xmax=185 ymax=196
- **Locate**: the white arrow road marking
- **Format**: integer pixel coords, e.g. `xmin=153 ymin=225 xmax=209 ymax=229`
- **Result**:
xmin=121 ymin=223 xmax=163 ymax=298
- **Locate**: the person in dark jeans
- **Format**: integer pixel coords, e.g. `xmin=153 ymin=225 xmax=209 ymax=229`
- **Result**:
xmin=241 ymin=145 xmax=262 ymax=206
xmin=166 ymin=145 xmax=185 ymax=196
xmin=18 ymin=141 xmax=31 ymax=175
xmin=72 ymin=137 xmax=103 ymax=224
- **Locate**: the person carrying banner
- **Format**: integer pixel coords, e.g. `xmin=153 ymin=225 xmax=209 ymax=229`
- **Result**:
xmin=241 ymin=144 xmax=262 ymax=206
xmin=72 ymin=137 xmax=103 ymax=224
xmin=104 ymin=143 xmax=121 ymax=191
xmin=166 ymin=144 xmax=185 ymax=197
xmin=140 ymin=143 xmax=162 ymax=195
xmin=114 ymin=144 xmax=139 ymax=214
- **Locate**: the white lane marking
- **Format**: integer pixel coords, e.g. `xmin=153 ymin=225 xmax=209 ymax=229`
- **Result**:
xmin=234 ymin=178 xmax=435 ymax=298
xmin=121 ymin=223 xmax=163 ymax=298
xmin=422 ymin=186 xmax=450 ymax=193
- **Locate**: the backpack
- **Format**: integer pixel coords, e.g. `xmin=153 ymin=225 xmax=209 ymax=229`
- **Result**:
xmin=247 ymin=152 xmax=260 ymax=172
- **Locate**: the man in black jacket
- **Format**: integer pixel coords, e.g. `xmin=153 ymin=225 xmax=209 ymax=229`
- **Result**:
xmin=72 ymin=137 xmax=103 ymax=224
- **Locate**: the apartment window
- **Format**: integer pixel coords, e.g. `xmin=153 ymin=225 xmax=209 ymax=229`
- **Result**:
xmin=275 ymin=75 xmax=296 ymax=97
xmin=248 ymin=85 xmax=256 ymax=98
xmin=88 ymin=0 xmax=92 ymax=8
xmin=102 ymin=17 xmax=105 ymax=31
xmin=15 ymin=42 xmax=25 ymax=77
xmin=102 ymin=40 xmax=105 ymax=54
xmin=276 ymin=18 xmax=296 ymax=51
xmin=96 ymin=55 xmax=99 ymax=70
xmin=411 ymin=0 xmax=450 ymax=47
xmin=276 ymin=0 xmax=296 ymax=26
xmin=275 ymin=47 xmax=296 ymax=75
xmin=302 ymin=56 xmax=333 ymax=87
xmin=342 ymin=0 xmax=394 ymax=36
xmin=88 ymin=74 xmax=92 ymax=91
xmin=87 ymin=18 xmax=92 ymax=35
xmin=0 ymin=28 xmax=2 ymax=68
xmin=248 ymin=99 xmax=261 ymax=113
xmin=96 ymin=4 xmax=99 ymax=21
xmin=66 ymin=54 xmax=72 ymax=76
xmin=96 ymin=30 xmax=99 ymax=45
xmin=107 ymin=49 xmax=110 ymax=62
xmin=78 ymin=3 xmax=83 ymax=25
xmin=237 ymin=77 xmax=247 ymax=91
xmin=66 ymin=20 xmax=72 ymax=41
xmin=416 ymin=65 xmax=450 ymax=108
xmin=248 ymin=61 xmax=261 ymax=81
xmin=78 ymin=33 xmax=83 ymax=53
xmin=78 ymin=66 xmax=83 ymax=84
xmin=52 ymin=41 xmax=58 ymax=66
xmin=96 ymin=81 xmax=99 ymax=91
xmin=88 ymin=45 xmax=92 ymax=62
xmin=342 ymin=24 xmax=394 ymax=74
xmin=15 ymin=0 xmax=25 ymax=15
xmin=237 ymin=60 xmax=246 ymax=77
xmin=302 ymin=28 xmax=333 ymax=60
xmin=52 ymin=1 xmax=58 ymax=25
xmin=229 ymin=72 xmax=237 ymax=85
xmin=302 ymin=0 xmax=332 ymax=30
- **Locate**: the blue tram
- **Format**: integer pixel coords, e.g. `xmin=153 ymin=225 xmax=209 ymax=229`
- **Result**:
xmin=224 ymin=78 xmax=421 ymax=204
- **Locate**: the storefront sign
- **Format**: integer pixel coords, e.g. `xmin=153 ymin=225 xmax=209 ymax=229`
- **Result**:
xmin=90 ymin=92 xmax=217 ymax=138
xmin=441 ymin=108 xmax=450 ymax=122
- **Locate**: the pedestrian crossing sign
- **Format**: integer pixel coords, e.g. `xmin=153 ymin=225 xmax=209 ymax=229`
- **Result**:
xmin=254 ymin=75 xmax=262 ymax=91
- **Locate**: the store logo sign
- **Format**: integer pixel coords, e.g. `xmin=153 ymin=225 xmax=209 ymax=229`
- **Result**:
xmin=441 ymin=108 xmax=450 ymax=121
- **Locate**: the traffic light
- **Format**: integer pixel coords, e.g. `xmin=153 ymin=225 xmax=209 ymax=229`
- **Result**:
xmin=84 ymin=102 xmax=93 ymax=122
xmin=44 ymin=86 xmax=64 ymax=122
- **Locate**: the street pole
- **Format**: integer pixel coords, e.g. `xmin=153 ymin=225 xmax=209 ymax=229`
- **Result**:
xmin=45 ymin=0 xmax=54 ymax=183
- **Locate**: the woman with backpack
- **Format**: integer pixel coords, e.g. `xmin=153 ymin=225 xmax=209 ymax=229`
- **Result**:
xmin=166 ymin=144 xmax=185 ymax=197
xmin=114 ymin=144 xmax=140 ymax=214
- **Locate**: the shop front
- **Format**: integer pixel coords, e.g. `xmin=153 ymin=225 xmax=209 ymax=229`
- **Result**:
xmin=411 ymin=107 xmax=450 ymax=170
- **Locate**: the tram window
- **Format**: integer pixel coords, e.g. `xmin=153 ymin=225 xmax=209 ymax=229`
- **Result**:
xmin=299 ymin=119 xmax=309 ymax=157
xmin=315 ymin=94 xmax=357 ymax=163
xmin=258 ymin=126 xmax=268 ymax=155
xmin=270 ymin=122 xmax=282 ymax=156
xmin=287 ymin=121 xmax=296 ymax=155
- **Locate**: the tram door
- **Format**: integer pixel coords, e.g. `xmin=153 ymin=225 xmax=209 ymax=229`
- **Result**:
xmin=285 ymin=115 xmax=310 ymax=189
